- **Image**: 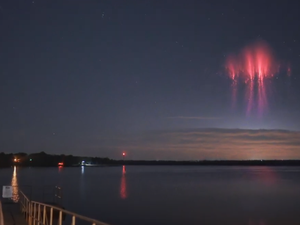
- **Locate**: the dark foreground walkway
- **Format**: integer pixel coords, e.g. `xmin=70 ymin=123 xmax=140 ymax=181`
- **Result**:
xmin=0 ymin=201 xmax=27 ymax=225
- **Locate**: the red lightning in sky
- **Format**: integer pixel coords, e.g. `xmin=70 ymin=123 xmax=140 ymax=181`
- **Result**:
xmin=226 ymin=40 xmax=284 ymax=116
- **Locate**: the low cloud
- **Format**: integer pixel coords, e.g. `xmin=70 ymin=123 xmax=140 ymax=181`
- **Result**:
xmin=97 ymin=128 xmax=300 ymax=160
xmin=167 ymin=116 xmax=222 ymax=120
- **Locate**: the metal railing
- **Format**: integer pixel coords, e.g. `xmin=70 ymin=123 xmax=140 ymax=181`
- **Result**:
xmin=18 ymin=190 xmax=111 ymax=225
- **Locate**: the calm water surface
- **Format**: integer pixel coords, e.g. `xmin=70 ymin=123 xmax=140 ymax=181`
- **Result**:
xmin=1 ymin=166 xmax=300 ymax=225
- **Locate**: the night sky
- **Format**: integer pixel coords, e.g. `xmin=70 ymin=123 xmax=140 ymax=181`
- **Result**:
xmin=1 ymin=0 xmax=300 ymax=160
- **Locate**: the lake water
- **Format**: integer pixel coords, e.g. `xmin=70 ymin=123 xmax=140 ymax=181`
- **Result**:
xmin=1 ymin=166 xmax=300 ymax=225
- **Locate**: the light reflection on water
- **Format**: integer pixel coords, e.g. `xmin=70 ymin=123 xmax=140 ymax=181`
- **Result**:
xmin=11 ymin=166 xmax=19 ymax=202
xmin=247 ymin=166 xmax=277 ymax=185
xmin=58 ymin=166 xmax=63 ymax=173
xmin=120 ymin=165 xmax=127 ymax=199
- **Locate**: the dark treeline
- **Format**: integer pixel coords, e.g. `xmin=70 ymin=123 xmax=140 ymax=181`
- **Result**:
xmin=121 ymin=160 xmax=300 ymax=166
xmin=0 ymin=152 xmax=113 ymax=167
xmin=1 ymin=152 xmax=300 ymax=168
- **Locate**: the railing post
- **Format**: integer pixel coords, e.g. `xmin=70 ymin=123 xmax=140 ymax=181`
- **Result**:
xmin=33 ymin=203 xmax=36 ymax=225
xmin=59 ymin=210 xmax=62 ymax=225
xmin=72 ymin=216 xmax=76 ymax=225
xmin=43 ymin=205 xmax=46 ymax=225
xmin=29 ymin=202 xmax=32 ymax=225
xmin=49 ymin=207 xmax=53 ymax=225
xmin=38 ymin=204 xmax=41 ymax=225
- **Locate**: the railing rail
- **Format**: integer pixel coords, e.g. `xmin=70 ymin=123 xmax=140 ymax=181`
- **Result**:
xmin=18 ymin=190 xmax=110 ymax=225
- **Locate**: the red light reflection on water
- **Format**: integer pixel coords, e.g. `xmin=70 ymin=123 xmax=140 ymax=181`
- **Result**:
xmin=120 ymin=165 xmax=127 ymax=199
xmin=248 ymin=166 xmax=277 ymax=185
xmin=58 ymin=166 xmax=63 ymax=172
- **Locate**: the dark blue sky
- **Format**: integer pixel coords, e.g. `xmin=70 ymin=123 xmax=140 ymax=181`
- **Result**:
xmin=1 ymin=0 xmax=300 ymax=159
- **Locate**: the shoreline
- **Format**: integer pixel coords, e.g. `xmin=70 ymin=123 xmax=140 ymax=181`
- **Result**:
xmin=2 ymin=160 xmax=300 ymax=168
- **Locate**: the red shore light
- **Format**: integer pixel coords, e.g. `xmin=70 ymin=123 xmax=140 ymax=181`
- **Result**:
xmin=122 ymin=152 xmax=126 ymax=156
xmin=58 ymin=162 xmax=64 ymax=166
